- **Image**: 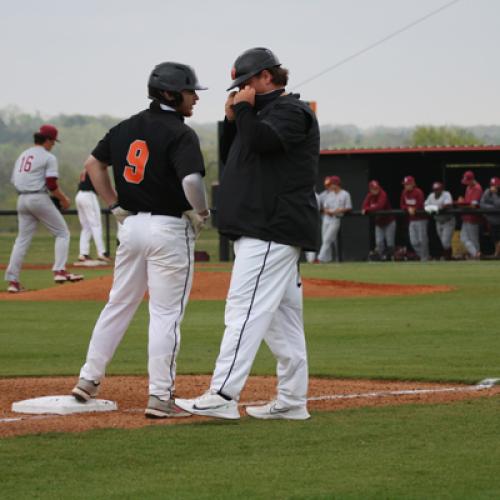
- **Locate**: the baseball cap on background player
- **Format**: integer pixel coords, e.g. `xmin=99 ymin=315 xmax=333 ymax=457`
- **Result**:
xmin=227 ymin=47 xmax=281 ymax=91
xmin=490 ymin=176 xmax=500 ymax=187
xmin=368 ymin=180 xmax=380 ymax=190
xmin=461 ymin=170 xmax=475 ymax=184
xmin=325 ymin=175 xmax=341 ymax=186
xmin=432 ymin=181 xmax=444 ymax=190
xmin=402 ymin=175 xmax=415 ymax=185
xmin=38 ymin=124 xmax=60 ymax=142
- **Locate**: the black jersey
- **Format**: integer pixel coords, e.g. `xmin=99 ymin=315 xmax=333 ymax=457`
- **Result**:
xmin=78 ymin=172 xmax=96 ymax=192
xmin=218 ymin=93 xmax=320 ymax=251
xmin=92 ymin=102 xmax=205 ymax=216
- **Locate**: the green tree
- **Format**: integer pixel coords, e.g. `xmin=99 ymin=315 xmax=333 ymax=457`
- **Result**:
xmin=411 ymin=126 xmax=483 ymax=147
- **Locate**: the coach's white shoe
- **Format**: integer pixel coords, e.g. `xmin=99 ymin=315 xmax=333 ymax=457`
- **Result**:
xmin=245 ymin=400 xmax=311 ymax=420
xmin=175 ymin=390 xmax=240 ymax=420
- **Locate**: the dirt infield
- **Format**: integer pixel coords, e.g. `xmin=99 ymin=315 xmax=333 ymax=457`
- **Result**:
xmin=0 ymin=270 xmax=453 ymax=301
xmin=0 ymin=376 xmax=498 ymax=438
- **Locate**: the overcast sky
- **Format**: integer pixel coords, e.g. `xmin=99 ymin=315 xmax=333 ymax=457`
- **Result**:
xmin=0 ymin=0 xmax=498 ymax=127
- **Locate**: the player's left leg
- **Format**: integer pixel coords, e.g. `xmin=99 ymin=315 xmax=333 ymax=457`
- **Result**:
xmin=87 ymin=192 xmax=106 ymax=258
xmin=146 ymin=216 xmax=194 ymax=401
xmin=419 ymin=220 xmax=430 ymax=261
xmin=76 ymin=191 xmax=93 ymax=258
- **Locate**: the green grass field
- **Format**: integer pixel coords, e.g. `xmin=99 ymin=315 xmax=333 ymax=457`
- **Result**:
xmin=0 ymin=232 xmax=499 ymax=498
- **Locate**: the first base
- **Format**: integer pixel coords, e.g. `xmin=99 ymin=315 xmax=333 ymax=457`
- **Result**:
xmin=12 ymin=396 xmax=118 ymax=415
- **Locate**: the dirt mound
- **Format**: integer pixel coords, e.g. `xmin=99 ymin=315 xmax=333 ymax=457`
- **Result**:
xmin=0 ymin=271 xmax=453 ymax=301
xmin=0 ymin=375 xmax=497 ymax=438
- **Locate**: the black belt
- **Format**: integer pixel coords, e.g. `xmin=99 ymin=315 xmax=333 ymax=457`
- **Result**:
xmin=17 ymin=189 xmax=48 ymax=195
xmin=129 ymin=211 xmax=183 ymax=218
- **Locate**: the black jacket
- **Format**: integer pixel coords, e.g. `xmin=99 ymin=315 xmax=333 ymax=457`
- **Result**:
xmin=218 ymin=93 xmax=320 ymax=251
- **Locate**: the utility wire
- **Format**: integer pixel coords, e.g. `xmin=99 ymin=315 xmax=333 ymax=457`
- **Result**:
xmin=292 ymin=0 xmax=462 ymax=90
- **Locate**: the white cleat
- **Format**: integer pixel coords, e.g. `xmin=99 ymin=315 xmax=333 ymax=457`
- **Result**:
xmin=245 ymin=400 xmax=311 ymax=420
xmin=175 ymin=390 xmax=240 ymax=420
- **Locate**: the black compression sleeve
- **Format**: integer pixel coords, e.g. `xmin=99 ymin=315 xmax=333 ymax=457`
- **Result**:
xmin=233 ymin=102 xmax=282 ymax=153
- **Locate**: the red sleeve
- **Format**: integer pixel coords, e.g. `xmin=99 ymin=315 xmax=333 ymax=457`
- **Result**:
xmin=46 ymin=177 xmax=58 ymax=191
xmin=400 ymin=191 xmax=407 ymax=210
xmin=415 ymin=188 xmax=425 ymax=210
xmin=362 ymin=194 xmax=371 ymax=211
xmin=370 ymin=191 xmax=388 ymax=211
xmin=469 ymin=187 xmax=482 ymax=205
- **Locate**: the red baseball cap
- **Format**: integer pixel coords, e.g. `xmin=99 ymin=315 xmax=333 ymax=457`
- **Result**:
xmin=402 ymin=175 xmax=415 ymax=185
xmin=329 ymin=175 xmax=341 ymax=186
xmin=461 ymin=170 xmax=475 ymax=184
xmin=432 ymin=181 xmax=444 ymax=190
xmin=490 ymin=177 xmax=500 ymax=187
xmin=368 ymin=180 xmax=380 ymax=189
xmin=38 ymin=124 xmax=60 ymax=142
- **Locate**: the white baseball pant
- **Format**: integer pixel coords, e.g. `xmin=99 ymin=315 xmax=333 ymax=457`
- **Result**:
xmin=210 ymin=237 xmax=308 ymax=408
xmin=79 ymin=213 xmax=195 ymax=399
xmin=5 ymin=193 xmax=70 ymax=281
xmin=75 ymin=190 xmax=106 ymax=257
xmin=409 ymin=220 xmax=429 ymax=261
xmin=375 ymin=220 xmax=396 ymax=255
xmin=435 ymin=218 xmax=455 ymax=250
xmin=317 ymin=216 xmax=341 ymax=262
xmin=460 ymin=222 xmax=480 ymax=256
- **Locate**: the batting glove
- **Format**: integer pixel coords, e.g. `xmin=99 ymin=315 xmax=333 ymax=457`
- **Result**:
xmin=110 ymin=203 xmax=131 ymax=225
xmin=184 ymin=209 xmax=210 ymax=238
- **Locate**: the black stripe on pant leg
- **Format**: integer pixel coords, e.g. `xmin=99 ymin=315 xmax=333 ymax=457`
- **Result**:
xmin=219 ymin=241 xmax=272 ymax=394
xmin=168 ymin=225 xmax=191 ymax=398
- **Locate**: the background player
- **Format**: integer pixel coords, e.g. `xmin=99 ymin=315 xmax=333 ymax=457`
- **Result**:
xmin=425 ymin=181 xmax=454 ymax=260
xmin=317 ymin=176 xmax=352 ymax=263
xmin=176 ymin=47 xmax=320 ymax=420
xmin=400 ymin=175 xmax=429 ymax=261
xmin=71 ymin=62 xmax=209 ymax=419
xmin=75 ymin=169 xmax=110 ymax=263
xmin=5 ymin=124 xmax=83 ymax=292
xmin=457 ymin=170 xmax=483 ymax=259
xmin=362 ymin=179 xmax=395 ymax=260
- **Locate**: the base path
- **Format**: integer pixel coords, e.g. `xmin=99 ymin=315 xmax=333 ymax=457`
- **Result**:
xmin=0 ymin=376 xmax=498 ymax=438
xmin=0 ymin=271 xmax=453 ymax=301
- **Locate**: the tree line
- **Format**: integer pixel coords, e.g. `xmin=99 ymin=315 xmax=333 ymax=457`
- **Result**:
xmin=1 ymin=106 xmax=498 ymax=209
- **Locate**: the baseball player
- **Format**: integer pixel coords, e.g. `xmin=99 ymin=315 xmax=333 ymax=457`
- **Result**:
xmin=400 ymin=176 xmax=429 ymax=261
xmin=5 ymin=125 xmax=83 ymax=292
xmin=75 ymin=170 xmax=110 ymax=263
xmin=361 ymin=180 xmax=396 ymax=260
xmin=457 ymin=170 xmax=483 ymax=259
xmin=480 ymin=177 xmax=500 ymax=257
xmin=176 ymin=47 xmax=320 ymax=420
xmin=316 ymin=176 xmax=352 ymax=263
xmin=425 ymin=182 xmax=455 ymax=260
xmin=71 ymin=62 xmax=209 ymax=419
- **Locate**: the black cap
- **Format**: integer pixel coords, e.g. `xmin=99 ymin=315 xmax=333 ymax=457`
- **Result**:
xmin=227 ymin=47 xmax=281 ymax=91
xmin=148 ymin=62 xmax=207 ymax=93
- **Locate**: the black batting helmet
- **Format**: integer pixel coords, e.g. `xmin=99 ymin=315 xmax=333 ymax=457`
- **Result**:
xmin=227 ymin=47 xmax=281 ymax=91
xmin=148 ymin=62 xmax=207 ymax=94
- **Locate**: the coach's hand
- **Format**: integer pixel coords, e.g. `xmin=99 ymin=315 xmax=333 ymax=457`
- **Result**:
xmin=225 ymin=91 xmax=237 ymax=121
xmin=234 ymin=85 xmax=256 ymax=107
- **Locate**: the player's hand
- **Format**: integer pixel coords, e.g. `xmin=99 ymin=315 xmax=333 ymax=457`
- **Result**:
xmin=361 ymin=209 xmax=366 ymax=215
xmin=233 ymin=85 xmax=256 ymax=107
xmin=408 ymin=207 xmax=416 ymax=216
xmin=225 ymin=91 xmax=237 ymax=121
xmin=61 ymin=196 xmax=71 ymax=210
xmin=111 ymin=205 xmax=131 ymax=225
xmin=184 ymin=209 xmax=210 ymax=238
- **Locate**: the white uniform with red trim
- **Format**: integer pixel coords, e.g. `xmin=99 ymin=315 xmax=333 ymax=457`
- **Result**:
xmin=5 ymin=145 xmax=70 ymax=282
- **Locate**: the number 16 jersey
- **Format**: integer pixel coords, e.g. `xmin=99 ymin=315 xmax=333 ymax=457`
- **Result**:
xmin=11 ymin=146 xmax=59 ymax=192
xmin=92 ymin=101 xmax=205 ymax=216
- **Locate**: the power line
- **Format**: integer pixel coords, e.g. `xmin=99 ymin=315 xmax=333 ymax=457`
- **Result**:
xmin=292 ymin=0 xmax=462 ymax=90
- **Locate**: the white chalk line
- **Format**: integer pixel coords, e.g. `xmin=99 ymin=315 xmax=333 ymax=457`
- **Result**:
xmin=2 ymin=380 xmax=498 ymax=424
